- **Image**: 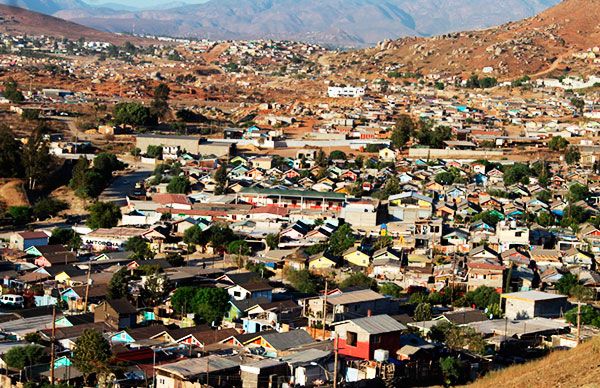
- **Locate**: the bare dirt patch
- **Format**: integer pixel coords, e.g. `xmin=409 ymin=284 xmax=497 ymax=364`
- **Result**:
xmin=0 ymin=179 xmax=30 ymax=208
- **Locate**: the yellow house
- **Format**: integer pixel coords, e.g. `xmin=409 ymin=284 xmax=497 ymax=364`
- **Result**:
xmin=308 ymin=253 xmax=337 ymax=270
xmin=54 ymin=271 xmax=73 ymax=285
xmin=342 ymin=247 xmax=371 ymax=267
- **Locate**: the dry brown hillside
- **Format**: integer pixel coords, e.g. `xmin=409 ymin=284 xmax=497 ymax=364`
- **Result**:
xmin=327 ymin=0 xmax=600 ymax=79
xmin=468 ymin=336 xmax=600 ymax=388
xmin=0 ymin=4 xmax=150 ymax=45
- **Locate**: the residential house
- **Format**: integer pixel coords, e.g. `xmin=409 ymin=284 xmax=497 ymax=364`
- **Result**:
xmin=10 ymin=231 xmax=49 ymax=250
xmin=334 ymin=314 xmax=406 ymax=360
xmin=94 ymin=299 xmax=138 ymax=329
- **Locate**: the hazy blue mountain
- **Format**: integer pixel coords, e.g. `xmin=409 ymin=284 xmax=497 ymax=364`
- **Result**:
xmin=1 ymin=0 xmax=562 ymax=46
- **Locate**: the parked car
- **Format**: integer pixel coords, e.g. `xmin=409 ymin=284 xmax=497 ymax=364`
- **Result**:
xmin=0 ymin=294 xmax=24 ymax=308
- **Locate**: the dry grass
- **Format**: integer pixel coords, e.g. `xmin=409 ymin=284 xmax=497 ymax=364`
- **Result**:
xmin=0 ymin=179 xmax=30 ymax=208
xmin=468 ymin=336 xmax=600 ymax=388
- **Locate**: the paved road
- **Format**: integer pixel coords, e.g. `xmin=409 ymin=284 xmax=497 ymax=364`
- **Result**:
xmin=99 ymin=164 xmax=154 ymax=206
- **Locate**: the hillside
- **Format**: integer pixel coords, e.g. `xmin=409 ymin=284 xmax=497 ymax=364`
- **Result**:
xmin=468 ymin=336 xmax=600 ymax=387
xmin=327 ymin=0 xmax=600 ymax=77
xmin=0 ymin=3 xmax=147 ymax=45
xmin=52 ymin=0 xmax=560 ymax=47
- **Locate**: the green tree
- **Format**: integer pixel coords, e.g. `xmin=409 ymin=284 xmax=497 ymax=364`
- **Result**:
xmin=414 ymin=302 xmax=432 ymax=321
xmin=183 ymin=225 xmax=207 ymax=251
xmin=435 ymin=171 xmax=455 ymax=185
xmin=3 ymin=78 xmax=24 ymax=103
xmin=536 ymin=211 xmax=555 ymax=227
xmin=378 ymin=282 xmax=403 ymax=298
xmin=171 ymin=287 xmax=230 ymax=324
xmin=94 ymin=153 xmax=124 ymax=180
xmin=328 ymin=223 xmax=355 ymax=256
xmin=315 ymin=149 xmax=327 ymax=167
xmin=32 ymin=198 xmax=67 ymax=220
xmin=569 ymin=183 xmax=590 ymax=202
xmin=125 ymin=236 xmax=154 ymax=260
xmin=87 ymin=202 xmax=121 ymax=229
xmin=565 ymin=146 xmax=581 ymax=165
xmin=107 ymin=268 xmax=128 ymax=299
xmin=113 ymin=102 xmax=152 ymax=127
xmin=565 ymin=305 xmax=600 ymax=328
xmin=548 ymin=136 xmax=569 ymax=151
xmin=556 ymin=273 xmax=579 ymax=296
xmin=227 ymin=240 xmax=250 ymax=267
xmin=464 ymin=286 xmax=500 ymax=308
xmin=0 ymin=125 xmax=23 ymax=177
xmin=146 ymin=145 xmax=163 ymax=159
xmin=473 ymin=210 xmax=502 ymax=227
xmin=22 ymin=128 xmax=53 ymax=190
xmin=4 ymin=345 xmax=44 ymax=370
xmin=72 ymin=329 xmax=111 ymax=384
xmin=391 ymin=114 xmax=415 ymax=149
xmin=150 ymin=83 xmax=171 ymax=120
xmin=329 ymin=150 xmax=347 ymax=160
xmin=284 ymin=268 xmax=325 ymax=294
xmin=339 ymin=272 xmax=377 ymax=290
xmin=167 ymin=176 xmax=191 ymax=194
xmin=503 ymin=163 xmax=531 ymax=185
xmin=445 ymin=325 xmax=486 ymax=355
xmin=8 ymin=206 xmax=32 ymax=225
xmin=571 ymin=97 xmax=585 ymax=115
xmin=440 ymin=357 xmax=464 ymax=387
xmin=49 ymin=228 xmax=82 ymax=250
xmin=69 ymin=156 xmax=90 ymax=193
xmin=214 ymin=163 xmax=228 ymax=195
xmin=265 ymin=234 xmax=279 ymax=250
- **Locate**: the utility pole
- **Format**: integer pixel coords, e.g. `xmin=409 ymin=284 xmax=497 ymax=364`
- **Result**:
xmin=50 ymin=305 xmax=56 ymax=385
xmin=83 ymin=263 xmax=92 ymax=312
xmin=206 ymin=355 xmax=210 ymax=387
xmin=576 ymin=302 xmax=582 ymax=345
xmin=321 ymin=280 xmax=328 ymax=340
xmin=333 ymin=332 xmax=339 ymax=388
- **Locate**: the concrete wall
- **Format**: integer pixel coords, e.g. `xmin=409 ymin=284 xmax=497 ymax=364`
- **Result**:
xmin=408 ymin=148 xmax=505 ymax=159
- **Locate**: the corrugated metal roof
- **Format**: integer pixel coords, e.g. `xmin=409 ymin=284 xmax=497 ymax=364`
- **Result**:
xmin=327 ymin=289 xmax=385 ymax=305
xmin=345 ymin=314 xmax=407 ymax=334
xmin=155 ymin=356 xmax=240 ymax=379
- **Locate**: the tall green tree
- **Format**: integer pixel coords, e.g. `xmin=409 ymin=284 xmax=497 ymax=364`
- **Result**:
xmin=214 ymin=163 xmax=228 ymax=195
xmin=390 ymin=114 xmax=414 ymax=149
xmin=167 ymin=176 xmax=191 ymax=194
xmin=0 ymin=125 xmax=23 ymax=177
xmin=113 ymin=102 xmax=152 ymax=127
xmin=87 ymin=201 xmax=121 ymax=229
xmin=50 ymin=228 xmax=82 ymax=250
xmin=4 ymin=345 xmax=44 ymax=370
xmin=125 ymin=236 xmax=154 ymax=260
xmin=107 ymin=268 xmax=129 ymax=299
xmin=565 ymin=146 xmax=581 ymax=165
xmin=414 ymin=302 xmax=432 ymax=321
xmin=72 ymin=329 xmax=112 ymax=384
xmin=328 ymin=223 xmax=355 ymax=256
xmin=3 ymin=78 xmax=24 ymax=103
xmin=22 ymin=128 xmax=53 ymax=190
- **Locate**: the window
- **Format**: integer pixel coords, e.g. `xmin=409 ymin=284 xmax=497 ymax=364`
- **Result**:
xmin=371 ymin=335 xmax=381 ymax=344
xmin=347 ymin=331 xmax=357 ymax=346
xmin=233 ymin=291 xmax=241 ymax=297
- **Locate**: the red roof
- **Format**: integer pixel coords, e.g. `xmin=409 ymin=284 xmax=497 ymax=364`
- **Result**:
xmin=468 ymin=262 xmax=504 ymax=271
xmin=152 ymin=193 xmax=191 ymax=206
xmin=249 ymin=205 xmax=289 ymax=216
xmin=157 ymin=208 xmax=227 ymax=217
xmin=18 ymin=231 xmax=49 ymax=240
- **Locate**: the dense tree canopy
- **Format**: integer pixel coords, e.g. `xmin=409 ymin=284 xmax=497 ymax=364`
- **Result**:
xmin=87 ymin=202 xmax=121 ymax=229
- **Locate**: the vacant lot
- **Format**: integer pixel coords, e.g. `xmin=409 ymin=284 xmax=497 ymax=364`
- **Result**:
xmin=0 ymin=179 xmax=30 ymax=208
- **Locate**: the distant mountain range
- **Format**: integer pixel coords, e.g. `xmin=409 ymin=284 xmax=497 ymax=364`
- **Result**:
xmin=0 ymin=0 xmax=562 ymax=46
